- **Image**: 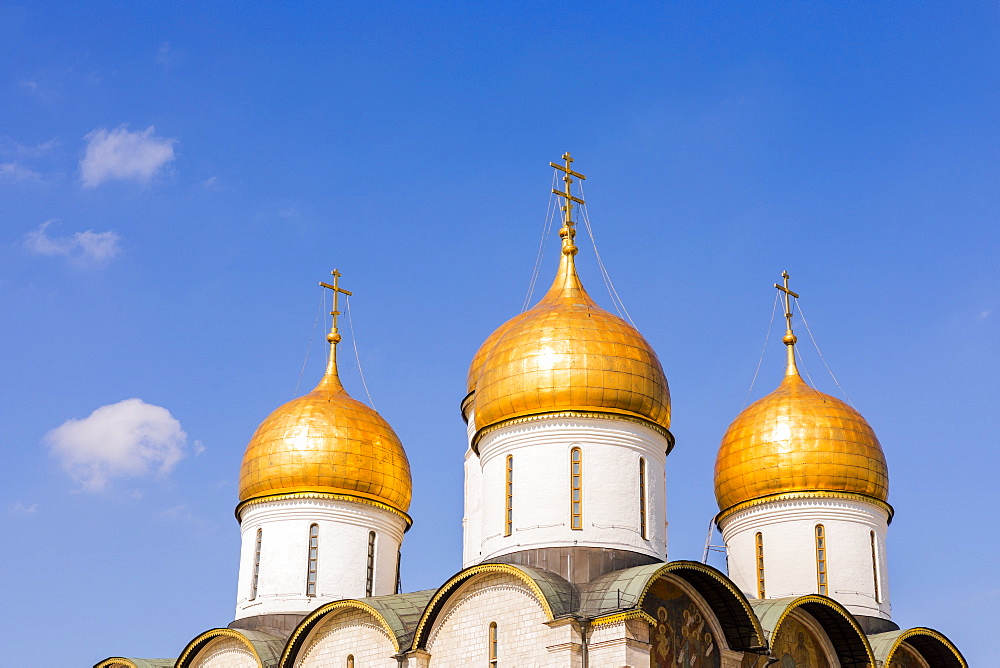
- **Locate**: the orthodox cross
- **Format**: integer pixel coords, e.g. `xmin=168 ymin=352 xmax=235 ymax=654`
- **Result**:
xmin=549 ymin=152 xmax=586 ymax=229
xmin=773 ymin=270 xmax=799 ymax=332
xmin=319 ymin=269 xmax=353 ymax=338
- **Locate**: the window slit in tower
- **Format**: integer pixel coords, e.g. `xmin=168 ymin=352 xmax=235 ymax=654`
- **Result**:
xmin=366 ymin=530 xmax=376 ymax=597
xmin=638 ymin=457 xmax=647 ymax=539
xmin=347 ymin=655 xmax=355 ymax=668
xmin=250 ymin=528 xmax=262 ymax=600
xmin=871 ymin=530 xmax=880 ymax=603
xmin=306 ymin=523 xmax=319 ymax=597
xmin=504 ymin=455 xmax=513 ymax=537
xmin=488 ymin=621 xmax=498 ymax=668
xmin=571 ymin=447 xmax=582 ymax=530
xmin=815 ymin=524 xmax=828 ymax=595
xmin=755 ymin=532 xmax=765 ymax=598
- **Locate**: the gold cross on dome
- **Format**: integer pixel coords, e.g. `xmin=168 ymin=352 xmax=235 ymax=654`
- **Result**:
xmin=774 ymin=270 xmax=800 ymax=333
xmin=319 ymin=269 xmax=353 ymax=336
xmin=549 ymin=152 xmax=586 ymax=228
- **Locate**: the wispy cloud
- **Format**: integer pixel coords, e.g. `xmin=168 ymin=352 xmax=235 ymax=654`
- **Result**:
xmin=80 ymin=125 xmax=176 ymax=187
xmin=25 ymin=220 xmax=122 ymax=266
xmin=156 ymin=42 xmax=173 ymax=68
xmin=977 ymin=309 xmax=992 ymax=321
xmin=46 ymin=398 xmax=189 ymax=492
xmin=0 ymin=137 xmax=58 ymax=158
xmin=202 ymin=175 xmax=219 ymax=190
xmin=0 ymin=162 xmax=41 ymax=181
xmin=9 ymin=502 xmax=38 ymax=516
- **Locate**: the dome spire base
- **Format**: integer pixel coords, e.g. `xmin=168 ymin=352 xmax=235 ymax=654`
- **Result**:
xmin=774 ymin=270 xmax=801 ymax=377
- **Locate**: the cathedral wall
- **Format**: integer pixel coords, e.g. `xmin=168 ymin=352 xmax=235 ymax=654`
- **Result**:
xmin=475 ymin=417 xmax=668 ymax=563
xmin=462 ymin=446 xmax=483 ymax=568
xmin=235 ymin=497 xmax=406 ymax=619
xmin=425 ymin=572 xmax=555 ymax=667
xmin=295 ymin=608 xmax=397 ymax=668
xmin=720 ymin=496 xmax=890 ymax=619
xmin=188 ymin=637 xmax=258 ymax=668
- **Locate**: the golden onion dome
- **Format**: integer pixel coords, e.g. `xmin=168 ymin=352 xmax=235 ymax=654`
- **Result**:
xmin=468 ymin=221 xmax=671 ymax=443
xmin=238 ymin=294 xmax=411 ymax=519
xmin=714 ymin=283 xmax=889 ymax=518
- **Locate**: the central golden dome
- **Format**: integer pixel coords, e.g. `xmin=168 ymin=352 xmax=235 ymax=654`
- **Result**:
xmin=468 ymin=225 xmax=671 ymax=442
xmin=238 ymin=314 xmax=411 ymax=519
xmin=714 ymin=300 xmax=889 ymax=518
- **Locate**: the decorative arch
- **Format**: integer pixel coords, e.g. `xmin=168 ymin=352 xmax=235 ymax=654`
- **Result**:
xmin=280 ymin=591 xmax=435 ymax=666
xmin=869 ymin=627 xmax=967 ymax=667
xmin=94 ymin=660 xmax=174 ymax=668
xmin=175 ymin=628 xmax=284 ymax=668
xmin=751 ymin=596 xmax=875 ymax=667
xmin=412 ymin=563 xmax=577 ymax=649
xmin=579 ymin=560 xmax=765 ymax=653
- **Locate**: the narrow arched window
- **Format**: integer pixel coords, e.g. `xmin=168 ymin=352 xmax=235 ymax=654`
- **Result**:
xmin=815 ymin=524 xmax=828 ymax=595
xmin=638 ymin=457 xmax=647 ymax=539
xmin=488 ymin=621 xmax=498 ymax=668
xmin=306 ymin=523 xmax=319 ymax=596
xmin=870 ymin=530 xmax=880 ymax=603
xmin=395 ymin=549 xmax=402 ymax=595
xmin=755 ymin=532 xmax=766 ymax=598
xmin=570 ymin=447 xmax=583 ymax=529
xmin=504 ymin=455 xmax=513 ymax=536
xmin=366 ymin=531 xmax=376 ymax=597
xmin=250 ymin=528 xmax=262 ymax=600
xmin=346 ymin=655 xmax=354 ymax=668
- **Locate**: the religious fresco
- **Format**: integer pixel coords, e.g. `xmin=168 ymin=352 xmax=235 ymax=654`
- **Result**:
xmin=770 ymin=615 xmax=830 ymax=668
xmin=643 ymin=578 xmax=720 ymax=668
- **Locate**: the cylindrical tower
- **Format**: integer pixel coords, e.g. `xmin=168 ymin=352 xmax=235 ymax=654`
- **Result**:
xmin=714 ymin=273 xmax=893 ymax=625
xmin=233 ymin=276 xmax=412 ymax=627
xmin=462 ymin=155 xmax=673 ymax=583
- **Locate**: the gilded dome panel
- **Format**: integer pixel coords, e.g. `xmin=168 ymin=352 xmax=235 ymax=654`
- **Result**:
xmin=238 ymin=361 xmax=412 ymax=514
xmin=470 ymin=251 xmax=670 ymax=437
xmin=714 ymin=372 xmax=888 ymax=513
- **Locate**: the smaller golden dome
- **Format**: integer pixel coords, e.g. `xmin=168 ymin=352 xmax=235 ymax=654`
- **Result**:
xmin=238 ymin=309 xmax=411 ymax=517
xmin=714 ymin=299 xmax=889 ymax=516
xmin=469 ymin=228 xmax=670 ymax=440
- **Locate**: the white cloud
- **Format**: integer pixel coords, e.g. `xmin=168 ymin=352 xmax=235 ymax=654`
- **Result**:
xmin=9 ymin=502 xmax=38 ymax=516
xmin=25 ymin=220 xmax=122 ymax=266
xmin=977 ymin=309 xmax=992 ymax=321
xmin=80 ymin=125 xmax=176 ymax=187
xmin=46 ymin=398 xmax=188 ymax=492
xmin=157 ymin=42 xmax=172 ymax=67
xmin=0 ymin=162 xmax=41 ymax=181
xmin=202 ymin=175 xmax=219 ymax=189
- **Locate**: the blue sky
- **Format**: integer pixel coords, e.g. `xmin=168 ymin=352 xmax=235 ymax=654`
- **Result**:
xmin=1 ymin=2 xmax=996 ymax=665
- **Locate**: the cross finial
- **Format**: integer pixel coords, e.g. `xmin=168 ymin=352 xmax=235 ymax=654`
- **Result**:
xmin=319 ymin=269 xmax=353 ymax=345
xmin=773 ymin=270 xmax=801 ymax=375
xmin=549 ymin=152 xmax=587 ymax=256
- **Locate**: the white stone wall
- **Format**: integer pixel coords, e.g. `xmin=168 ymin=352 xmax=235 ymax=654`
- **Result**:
xmin=720 ymin=496 xmax=891 ymax=619
xmin=296 ymin=608 xmax=397 ymax=667
xmin=426 ymin=572 xmax=555 ymax=667
xmin=235 ymin=496 xmax=407 ymax=619
xmin=463 ymin=445 xmax=483 ymax=568
xmin=189 ymin=637 xmax=258 ymax=668
xmin=470 ymin=416 xmax=669 ymax=564
xmin=588 ymin=618 xmax=651 ymax=668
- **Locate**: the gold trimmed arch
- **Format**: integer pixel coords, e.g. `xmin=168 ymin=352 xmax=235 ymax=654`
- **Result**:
xmin=580 ymin=561 xmax=765 ymax=653
xmin=412 ymin=563 xmax=576 ymax=649
xmin=279 ymin=599 xmax=401 ymax=667
xmin=752 ymin=595 xmax=875 ymax=667
xmin=175 ymin=628 xmax=281 ymax=668
xmin=870 ymin=627 xmax=967 ymax=668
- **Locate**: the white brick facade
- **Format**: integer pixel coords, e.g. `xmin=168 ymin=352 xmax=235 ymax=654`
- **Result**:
xmin=188 ymin=637 xmax=258 ymax=668
xmin=426 ymin=572 xmax=554 ymax=667
xmin=297 ymin=609 xmax=397 ymax=668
